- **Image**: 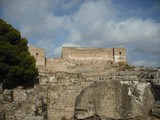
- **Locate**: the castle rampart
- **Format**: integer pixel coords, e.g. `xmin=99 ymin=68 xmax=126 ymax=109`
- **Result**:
xmin=62 ymin=47 xmax=126 ymax=62
xmin=28 ymin=45 xmax=46 ymax=67
xmin=113 ymin=48 xmax=126 ymax=62
xmin=28 ymin=46 xmax=127 ymax=71
xmin=62 ymin=47 xmax=114 ymax=61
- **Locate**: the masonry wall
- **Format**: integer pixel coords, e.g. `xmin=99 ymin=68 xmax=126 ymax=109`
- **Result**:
xmin=28 ymin=46 xmax=127 ymax=70
xmin=1 ymin=67 xmax=160 ymax=120
xmin=28 ymin=45 xmax=46 ymax=67
xmin=62 ymin=47 xmax=114 ymax=61
xmin=113 ymin=48 xmax=127 ymax=62
xmin=38 ymin=67 xmax=159 ymax=120
xmin=46 ymin=58 xmax=65 ymax=71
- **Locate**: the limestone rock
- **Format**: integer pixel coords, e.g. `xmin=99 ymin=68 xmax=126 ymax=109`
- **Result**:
xmin=3 ymin=90 xmax=13 ymax=102
xmin=0 ymin=86 xmax=47 ymax=120
xmin=23 ymin=115 xmax=44 ymax=120
xmin=151 ymin=108 xmax=160 ymax=118
xmin=35 ymin=95 xmax=45 ymax=115
xmin=74 ymin=80 xmax=155 ymax=120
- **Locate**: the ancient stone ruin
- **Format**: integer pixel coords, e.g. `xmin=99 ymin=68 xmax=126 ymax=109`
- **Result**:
xmin=28 ymin=46 xmax=127 ymax=70
xmin=0 ymin=46 xmax=160 ymax=120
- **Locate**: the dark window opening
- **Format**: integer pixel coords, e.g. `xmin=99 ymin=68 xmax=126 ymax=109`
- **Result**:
xmin=119 ymin=52 xmax=122 ymax=55
xmin=36 ymin=52 xmax=38 ymax=56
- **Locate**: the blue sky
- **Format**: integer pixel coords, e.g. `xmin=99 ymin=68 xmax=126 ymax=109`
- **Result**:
xmin=0 ymin=0 xmax=160 ymax=66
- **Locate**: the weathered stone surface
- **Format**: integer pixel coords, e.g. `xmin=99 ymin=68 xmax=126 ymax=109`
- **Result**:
xmin=0 ymin=87 xmax=48 ymax=120
xmin=35 ymin=95 xmax=47 ymax=115
xmin=151 ymin=108 xmax=160 ymax=118
xmin=0 ymin=112 xmax=5 ymax=120
xmin=3 ymin=90 xmax=13 ymax=102
xmin=74 ymin=80 xmax=155 ymax=120
xmin=13 ymin=88 xmax=28 ymax=102
xmin=23 ymin=115 xmax=44 ymax=120
xmin=1 ymin=66 xmax=159 ymax=120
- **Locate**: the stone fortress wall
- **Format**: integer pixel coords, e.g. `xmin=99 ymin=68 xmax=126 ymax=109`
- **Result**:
xmin=28 ymin=46 xmax=127 ymax=70
xmin=1 ymin=46 xmax=160 ymax=120
xmin=61 ymin=47 xmax=127 ymax=62
xmin=62 ymin=47 xmax=114 ymax=61
xmin=28 ymin=45 xmax=46 ymax=67
xmin=113 ymin=48 xmax=126 ymax=62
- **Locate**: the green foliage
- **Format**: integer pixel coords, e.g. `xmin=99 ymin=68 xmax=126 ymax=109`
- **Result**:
xmin=0 ymin=19 xmax=38 ymax=89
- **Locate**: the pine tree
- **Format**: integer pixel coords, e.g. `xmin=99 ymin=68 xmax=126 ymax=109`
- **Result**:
xmin=0 ymin=19 xmax=38 ymax=89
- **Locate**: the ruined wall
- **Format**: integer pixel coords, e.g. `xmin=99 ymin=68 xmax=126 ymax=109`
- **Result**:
xmin=46 ymin=58 xmax=62 ymax=68
xmin=28 ymin=45 xmax=46 ymax=67
xmin=28 ymin=46 xmax=127 ymax=71
xmin=1 ymin=67 xmax=160 ymax=120
xmin=0 ymin=86 xmax=47 ymax=120
xmin=46 ymin=58 xmax=67 ymax=72
xmin=74 ymin=80 xmax=155 ymax=120
xmin=38 ymin=68 xmax=160 ymax=120
xmin=62 ymin=47 xmax=114 ymax=61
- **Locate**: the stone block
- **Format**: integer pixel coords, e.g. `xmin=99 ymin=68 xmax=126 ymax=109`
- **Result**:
xmin=74 ymin=80 xmax=154 ymax=119
xmin=151 ymin=108 xmax=160 ymax=118
xmin=40 ymin=78 xmax=48 ymax=84
xmin=13 ymin=90 xmax=27 ymax=102
xmin=23 ymin=116 xmax=44 ymax=120
xmin=3 ymin=90 xmax=13 ymax=102
xmin=49 ymin=76 xmax=57 ymax=83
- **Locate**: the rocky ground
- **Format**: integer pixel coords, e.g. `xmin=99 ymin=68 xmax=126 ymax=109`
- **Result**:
xmin=0 ymin=63 xmax=160 ymax=120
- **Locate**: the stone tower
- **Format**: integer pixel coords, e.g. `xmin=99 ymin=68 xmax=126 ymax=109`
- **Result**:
xmin=28 ymin=45 xmax=46 ymax=67
xmin=113 ymin=48 xmax=126 ymax=62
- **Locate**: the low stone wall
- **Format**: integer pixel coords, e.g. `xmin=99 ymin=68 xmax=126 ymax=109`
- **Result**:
xmin=1 ymin=66 xmax=160 ymax=120
xmin=0 ymin=86 xmax=47 ymax=120
xmin=38 ymin=69 xmax=160 ymax=120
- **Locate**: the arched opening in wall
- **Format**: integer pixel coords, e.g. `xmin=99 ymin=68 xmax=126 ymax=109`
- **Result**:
xmin=119 ymin=52 xmax=122 ymax=55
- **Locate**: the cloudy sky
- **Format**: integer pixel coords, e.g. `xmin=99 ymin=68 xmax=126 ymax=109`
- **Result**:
xmin=0 ymin=0 xmax=160 ymax=67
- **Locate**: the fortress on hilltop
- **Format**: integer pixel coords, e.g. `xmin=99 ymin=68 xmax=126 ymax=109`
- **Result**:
xmin=28 ymin=45 xmax=127 ymax=70
xmin=62 ymin=47 xmax=126 ymax=62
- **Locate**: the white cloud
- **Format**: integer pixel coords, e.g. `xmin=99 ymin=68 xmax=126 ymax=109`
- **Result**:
xmin=1 ymin=0 xmax=160 ymax=66
xmin=132 ymin=60 xmax=159 ymax=67
xmin=60 ymin=0 xmax=81 ymax=10
xmin=69 ymin=12 xmax=160 ymax=47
